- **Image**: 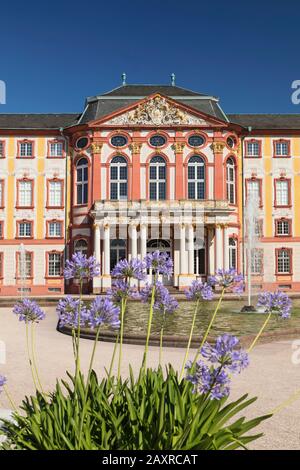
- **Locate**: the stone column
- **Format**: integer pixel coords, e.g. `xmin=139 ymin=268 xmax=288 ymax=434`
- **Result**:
xmin=188 ymin=224 xmax=194 ymax=275
xmin=180 ymin=223 xmax=186 ymax=274
xmin=102 ymin=223 xmax=111 ymax=289
xmin=92 ymin=223 xmax=101 ymax=293
xmin=208 ymin=227 xmax=215 ymax=275
xmin=140 ymin=223 xmax=147 ymax=260
xmin=224 ymin=224 xmax=230 ymax=270
xmin=130 ymin=223 xmax=138 ymax=259
xmin=215 ymin=224 xmax=223 ymax=271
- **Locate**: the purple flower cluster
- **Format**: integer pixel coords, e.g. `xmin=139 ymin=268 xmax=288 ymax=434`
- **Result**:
xmin=257 ymin=291 xmax=292 ymax=319
xmin=64 ymin=253 xmax=100 ymax=281
xmin=144 ymin=251 xmax=173 ymax=277
xmin=201 ymin=334 xmax=249 ymax=373
xmin=185 ymin=280 xmax=214 ymax=301
xmin=139 ymin=281 xmax=178 ymax=315
xmin=107 ymin=279 xmax=139 ymax=303
xmin=88 ymin=297 xmax=120 ymax=329
xmin=57 ymin=296 xmax=90 ymax=328
xmin=13 ymin=299 xmax=46 ymax=323
xmin=0 ymin=375 xmax=7 ymax=393
xmin=209 ymin=269 xmax=244 ymax=294
xmin=111 ymin=258 xmax=146 ymax=281
xmin=57 ymin=295 xmax=121 ymax=330
xmin=185 ymin=334 xmax=249 ymax=400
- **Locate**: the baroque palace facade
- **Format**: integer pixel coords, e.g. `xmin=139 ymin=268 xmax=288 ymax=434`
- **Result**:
xmin=1 ymin=81 xmax=300 ymax=295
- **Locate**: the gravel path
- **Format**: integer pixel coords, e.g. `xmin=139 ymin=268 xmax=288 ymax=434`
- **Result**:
xmin=0 ymin=307 xmax=300 ymax=450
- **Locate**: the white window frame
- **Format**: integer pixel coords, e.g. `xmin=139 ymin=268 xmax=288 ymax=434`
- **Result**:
xmin=48 ymin=253 xmax=61 ymax=277
xmin=49 ymin=181 xmax=62 ymax=207
xmin=226 ymin=157 xmax=236 ymax=204
xmin=20 ymin=142 xmax=33 ymax=157
xmin=50 ymin=142 xmax=63 ymax=157
xmin=19 ymin=221 xmax=32 ymax=238
xmin=19 ymin=181 xmax=32 ymax=207
xmin=110 ymin=156 xmax=128 ymax=200
xmin=187 ymin=156 xmax=205 ymax=200
xmin=275 ymin=180 xmax=289 ymax=206
xmin=76 ymin=158 xmax=88 ymax=205
xmin=149 ymin=156 xmax=166 ymax=201
xmin=48 ymin=221 xmax=62 ymax=237
xmin=277 ymin=249 xmax=291 ymax=274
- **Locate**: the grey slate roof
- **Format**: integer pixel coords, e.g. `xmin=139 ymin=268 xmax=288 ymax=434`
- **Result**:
xmin=228 ymin=114 xmax=300 ymax=130
xmin=0 ymin=113 xmax=79 ymax=129
xmin=77 ymin=84 xmax=228 ymax=124
xmin=102 ymin=84 xmax=206 ymax=97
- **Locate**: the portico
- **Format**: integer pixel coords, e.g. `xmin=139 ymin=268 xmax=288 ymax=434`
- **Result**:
xmin=90 ymin=200 xmax=233 ymax=292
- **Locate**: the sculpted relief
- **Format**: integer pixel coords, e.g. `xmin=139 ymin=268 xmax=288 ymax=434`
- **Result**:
xmin=105 ymin=96 xmax=207 ymax=126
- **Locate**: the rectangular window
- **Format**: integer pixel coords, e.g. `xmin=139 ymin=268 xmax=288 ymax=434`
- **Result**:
xmin=275 ymin=141 xmax=289 ymax=156
xmin=49 ymin=181 xmax=62 ymax=207
xmin=48 ymin=221 xmax=62 ymax=237
xmin=17 ymin=252 xmax=32 ymax=278
xmin=50 ymin=142 xmax=63 ymax=157
xmin=246 ymin=141 xmax=260 ymax=157
xmin=276 ymin=219 xmax=290 ymax=236
xmin=247 ymin=180 xmax=261 ymax=205
xmin=251 ymin=249 xmax=263 ymax=274
xmin=275 ymin=180 xmax=289 ymax=206
xmin=0 ymin=141 xmax=4 ymax=158
xmin=18 ymin=181 xmax=32 ymax=207
xmin=277 ymin=249 xmax=291 ymax=274
xmin=254 ymin=220 xmax=262 ymax=237
xmin=48 ymin=253 xmax=61 ymax=277
xmin=18 ymin=221 xmax=32 ymax=238
xmin=20 ymin=142 xmax=33 ymax=157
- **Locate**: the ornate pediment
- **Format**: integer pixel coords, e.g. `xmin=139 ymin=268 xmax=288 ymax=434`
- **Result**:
xmin=104 ymin=96 xmax=209 ymax=126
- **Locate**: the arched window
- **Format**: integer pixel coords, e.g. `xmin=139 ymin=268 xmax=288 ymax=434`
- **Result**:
xmin=229 ymin=238 xmax=237 ymax=270
xmin=149 ymin=156 xmax=166 ymax=200
xmin=74 ymin=239 xmax=88 ymax=255
xmin=226 ymin=157 xmax=236 ymax=204
xmin=76 ymin=158 xmax=88 ymax=204
xmin=110 ymin=156 xmax=128 ymax=200
xmin=187 ymin=156 xmax=205 ymax=200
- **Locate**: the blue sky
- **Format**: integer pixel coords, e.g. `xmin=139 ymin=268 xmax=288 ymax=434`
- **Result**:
xmin=0 ymin=0 xmax=299 ymax=114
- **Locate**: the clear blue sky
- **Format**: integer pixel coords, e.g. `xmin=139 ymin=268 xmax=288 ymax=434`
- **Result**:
xmin=1 ymin=0 xmax=300 ymax=114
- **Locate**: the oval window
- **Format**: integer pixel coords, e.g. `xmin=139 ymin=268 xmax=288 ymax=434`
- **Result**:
xmin=76 ymin=137 xmax=89 ymax=150
xmin=149 ymin=135 xmax=166 ymax=147
xmin=188 ymin=135 xmax=205 ymax=147
xmin=227 ymin=136 xmax=236 ymax=148
xmin=111 ymin=135 xmax=128 ymax=147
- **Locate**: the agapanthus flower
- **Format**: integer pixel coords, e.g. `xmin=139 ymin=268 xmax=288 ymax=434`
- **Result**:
xmin=201 ymin=334 xmax=249 ymax=374
xmin=139 ymin=281 xmax=178 ymax=314
xmin=144 ymin=251 xmax=173 ymax=277
xmin=56 ymin=296 xmax=90 ymax=328
xmin=185 ymin=360 xmax=230 ymax=400
xmin=208 ymin=268 xmax=244 ymax=294
xmin=13 ymin=299 xmax=46 ymax=323
xmin=0 ymin=375 xmax=7 ymax=393
xmin=88 ymin=296 xmax=120 ymax=329
xmin=185 ymin=280 xmax=214 ymax=301
xmin=64 ymin=253 xmax=100 ymax=281
xmin=257 ymin=291 xmax=292 ymax=319
xmin=185 ymin=334 xmax=249 ymax=400
xmin=111 ymin=258 xmax=146 ymax=281
xmin=107 ymin=279 xmax=139 ymax=303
